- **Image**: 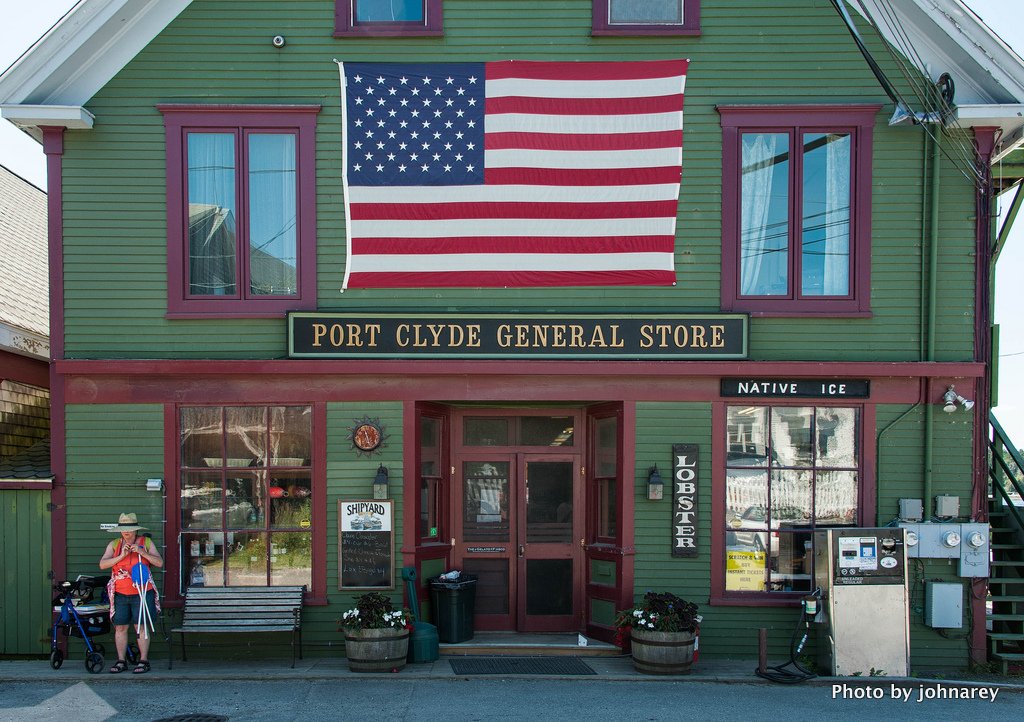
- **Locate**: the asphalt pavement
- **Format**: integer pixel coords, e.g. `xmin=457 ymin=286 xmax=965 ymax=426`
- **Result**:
xmin=1 ymin=655 xmax=1023 ymax=722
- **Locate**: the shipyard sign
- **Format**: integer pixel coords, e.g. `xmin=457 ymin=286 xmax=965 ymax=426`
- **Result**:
xmin=288 ymin=313 xmax=748 ymax=360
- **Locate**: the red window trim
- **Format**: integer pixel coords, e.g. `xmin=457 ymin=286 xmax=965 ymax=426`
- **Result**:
xmin=334 ymin=0 xmax=444 ymax=37
xmin=709 ymin=401 xmax=876 ymax=606
xmin=162 ymin=402 xmax=327 ymax=605
xmin=158 ymin=104 xmax=320 ymax=318
xmin=592 ymin=0 xmax=700 ymax=36
xmin=718 ymin=104 xmax=881 ymax=316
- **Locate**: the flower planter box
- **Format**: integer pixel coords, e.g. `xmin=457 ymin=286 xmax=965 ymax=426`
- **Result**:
xmin=344 ymin=627 xmax=410 ymax=672
xmin=629 ymin=628 xmax=697 ymax=675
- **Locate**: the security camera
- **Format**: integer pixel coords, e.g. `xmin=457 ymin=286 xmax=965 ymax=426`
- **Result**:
xmin=272 ymin=35 xmax=286 ymax=48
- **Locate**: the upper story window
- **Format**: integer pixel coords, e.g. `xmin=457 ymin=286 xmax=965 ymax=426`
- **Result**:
xmin=335 ymin=0 xmax=444 ymax=36
xmin=159 ymin=106 xmax=319 ymax=317
xmin=592 ymin=0 xmax=700 ymax=36
xmin=718 ymin=106 xmax=880 ymax=315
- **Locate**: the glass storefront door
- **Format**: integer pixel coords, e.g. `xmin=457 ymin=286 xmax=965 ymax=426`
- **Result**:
xmin=452 ymin=413 xmax=582 ymax=631
xmin=518 ymin=457 xmax=579 ymax=631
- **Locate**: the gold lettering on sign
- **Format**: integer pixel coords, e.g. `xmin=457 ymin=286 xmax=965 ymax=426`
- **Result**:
xmin=310 ymin=323 xmax=380 ymax=348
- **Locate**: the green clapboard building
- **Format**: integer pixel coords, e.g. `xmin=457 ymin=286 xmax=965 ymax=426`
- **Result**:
xmin=3 ymin=0 xmax=1024 ymax=673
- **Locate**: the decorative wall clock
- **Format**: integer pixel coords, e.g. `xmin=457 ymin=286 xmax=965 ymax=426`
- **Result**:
xmin=349 ymin=417 xmax=387 ymax=455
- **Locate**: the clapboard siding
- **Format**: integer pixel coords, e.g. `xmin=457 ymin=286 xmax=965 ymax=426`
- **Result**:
xmin=57 ymin=0 xmax=978 ymax=361
xmin=64 ymin=405 xmax=166 ymax=583
xmin=61 ymin=402 xmax=406 ymax=651
xmin=322 ymin=402 xmax=404 ymax=640
xmin=50 ymin=0 xmax=986 ymax=667
xmin=633 ymin=402 xmax=803 ymax=660
xmin=632 ymin=402 xmax=976 ymax=661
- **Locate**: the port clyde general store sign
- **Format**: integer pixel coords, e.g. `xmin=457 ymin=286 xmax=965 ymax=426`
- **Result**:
xmin=288 ymin=313 xmax=748 ymax=360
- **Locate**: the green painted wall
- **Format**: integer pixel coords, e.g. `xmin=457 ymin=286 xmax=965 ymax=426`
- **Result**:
xmin=58 ymin=0 xmax=977 ymax=362
xmin=0 ymin=489 xmax=52 ymax=655
xmin=65 ymin=405 xmax=166 ymax=579
xmin=633 ymin=401 xmax=976 ymax=665
xmin=326 ymin=401 xmax=404 ymax=641
xmin=50 ymin=0 xmax=987 ymax=667
xmin=61 ymin=401 xmax=407 ymax=658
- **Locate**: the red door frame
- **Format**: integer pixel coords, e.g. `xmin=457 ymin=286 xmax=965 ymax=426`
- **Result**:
xmin=515 ymin=453 xmax=583 ymax=631
xmin=450 ymin=408 xmax=584 ymax=632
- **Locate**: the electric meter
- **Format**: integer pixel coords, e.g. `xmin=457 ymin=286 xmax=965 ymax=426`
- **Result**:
xmin=904 ymin=530 xmax=919 ymax=547
xmin=966 ymin=530 xmax=986 ymax=548
xmin=941 ymin=530 xmax=961 ymax=548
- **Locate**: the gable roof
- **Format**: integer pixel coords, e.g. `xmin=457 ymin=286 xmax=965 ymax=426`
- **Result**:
xmin=853 ymin=0 xmax=1024 ymax=161
xmin=1 ymin=0 xmax=1024 ymax=157
xmin=0 ymin=164 xmax=48 ymax=360
xmin=0 ymin=0 xmax=191 ymax=140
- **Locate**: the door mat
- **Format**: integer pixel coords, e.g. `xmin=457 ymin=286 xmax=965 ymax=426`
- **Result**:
xmin=448 ymin=656 xmax=596 ymax=675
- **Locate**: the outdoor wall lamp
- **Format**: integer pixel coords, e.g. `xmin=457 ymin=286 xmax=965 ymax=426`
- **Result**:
xmin=942 ymin=385 xmax=975 ymax=414
xmin=372 ymin=464 xmax=389 ymax=499
xmin=646 ymin=465 xmax=664 ymax=500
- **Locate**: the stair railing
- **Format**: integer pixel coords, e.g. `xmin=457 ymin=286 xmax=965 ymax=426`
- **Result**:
xmin=989 ymin=412 xmax=1024 ymax=532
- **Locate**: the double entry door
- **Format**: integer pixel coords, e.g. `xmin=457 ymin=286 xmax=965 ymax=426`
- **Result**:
xmin=454 ymin=453 xmax=582 ymax=632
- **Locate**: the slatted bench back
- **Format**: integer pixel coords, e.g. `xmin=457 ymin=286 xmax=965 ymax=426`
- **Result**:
xmin=177 ymin=586 xmax=305 ymax=632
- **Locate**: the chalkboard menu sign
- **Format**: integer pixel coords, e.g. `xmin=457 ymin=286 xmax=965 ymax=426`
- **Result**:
xmin=338 ymin=499 xmax=394 ymax=590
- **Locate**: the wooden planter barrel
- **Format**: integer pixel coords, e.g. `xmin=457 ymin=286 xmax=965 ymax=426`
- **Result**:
xmin=344 ymin=627 xmax=410 ymax=672
xmin=629 ymin=628 xmax=698 ymax=675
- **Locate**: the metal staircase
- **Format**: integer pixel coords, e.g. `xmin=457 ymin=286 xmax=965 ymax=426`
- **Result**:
xmin=987 ymin=414 xmax=1024 ymax=674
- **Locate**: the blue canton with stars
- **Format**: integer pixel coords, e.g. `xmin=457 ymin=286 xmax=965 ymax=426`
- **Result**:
xmin=344 ymin=62 xmax=487 ymax=186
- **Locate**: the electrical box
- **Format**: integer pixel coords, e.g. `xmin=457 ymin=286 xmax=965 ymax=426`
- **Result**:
xmin=958 ymin=522 xmax=990 ymax=577
xmin=915 ymin=523 xmax=963 ymax=559
xmin=934 ymin=494 xmax=960 ymax=518
xmin=898 ymin=498 xmax=923 ymax=522
xmin=925 ymin=582 xmax=963 ymax=628
xmin=813 ymin=528 xmax=909 ymax=677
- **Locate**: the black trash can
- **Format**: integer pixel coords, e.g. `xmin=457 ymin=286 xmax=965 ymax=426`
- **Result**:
xmin=429 ymin=574 xmax=478 ymax=643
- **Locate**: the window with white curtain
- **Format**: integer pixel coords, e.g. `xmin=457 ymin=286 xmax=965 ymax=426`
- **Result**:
xmin=719 ymin=105 xmax=879 ymax=315
xmin=160 ymin=106 xmax=319 ymax=316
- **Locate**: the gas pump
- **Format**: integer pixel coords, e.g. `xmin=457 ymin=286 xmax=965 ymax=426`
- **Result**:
xmin=813 ymin=528 xmax=910 ymax=676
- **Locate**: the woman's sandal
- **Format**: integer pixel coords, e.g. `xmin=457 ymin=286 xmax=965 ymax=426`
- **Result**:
xmin=109 ymin=660 xmax=128 ymax=674
xmin=132 ymin=660 xmax=151 ymax=675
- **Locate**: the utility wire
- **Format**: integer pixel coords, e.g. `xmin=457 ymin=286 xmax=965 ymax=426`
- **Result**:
xmin=830 ymin=0 xmax=987 ymax=189
xmin=863 ymin=0 xmax=983 ymax=183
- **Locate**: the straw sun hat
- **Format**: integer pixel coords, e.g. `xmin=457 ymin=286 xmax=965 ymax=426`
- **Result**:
xmin=108 ymin=512 xmax=147 ymax=532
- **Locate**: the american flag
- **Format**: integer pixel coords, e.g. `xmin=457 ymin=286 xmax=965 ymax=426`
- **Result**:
xmin=338 ymin=59 xmax=687 ymax=289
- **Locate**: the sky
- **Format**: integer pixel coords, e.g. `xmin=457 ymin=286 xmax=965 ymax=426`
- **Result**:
xmin=2 ymin=0 xmax=1023 ymax=441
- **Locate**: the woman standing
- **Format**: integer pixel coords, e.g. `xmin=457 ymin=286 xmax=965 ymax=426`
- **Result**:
xmin=99 ymin=512 xmax=162 ymax=674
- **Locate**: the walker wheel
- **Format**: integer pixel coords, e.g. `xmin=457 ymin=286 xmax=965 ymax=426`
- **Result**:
xmin=126 ymin=644 xmax=139 ymax=665
xmin=49 ymin=649 xmax=64 ymax=670
xmin=85 ymin=652 xmax=104 ymax=674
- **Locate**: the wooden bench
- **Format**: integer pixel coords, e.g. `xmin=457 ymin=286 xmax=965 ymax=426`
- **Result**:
xmin=170 ymin=586 xmax=305 ymax=668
